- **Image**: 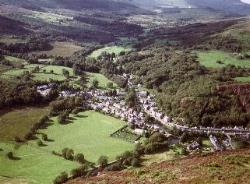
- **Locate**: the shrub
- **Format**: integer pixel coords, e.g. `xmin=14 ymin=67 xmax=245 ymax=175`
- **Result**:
xmin=131 ymin=158 xmax=140 ymax=167
xmin=6 ymin=152 xmax=14 ymax=159
xmin=42 ymin=134 xmax=48 ymax=141
xmin=74 ymin=153 xmax=85 ymax=164
xmin=53 ymin=172 xmax=68 ymax=184
xmin=37 ymin=140 xmax=44 ymax=146
xmin=14 ymin=136 xmax=23 ymax=143
xmin=98 ymin=155 xmax=108 ymax=167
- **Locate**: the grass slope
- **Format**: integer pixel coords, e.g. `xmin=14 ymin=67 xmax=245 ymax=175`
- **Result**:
xmin=37 ymin=111 xmax=133 ymax=163
xmin=68 ymin=149 xmax=250 ymax=184
xmin=86 ymin=72 xmax=117 ymax=89
xmin=89 ymin=46 xmax=131 ymax=58
xmin=0 ymin=143 xmax=78 ymax=184
xmin=197 ymin=50 xmax=250 ymax=68
xmin=0 ymin=107 xmax=50 ymax=141
xmin=30 ymin=42 xmax=83 ymax=57
xmin=0 ymin=111 xmax=133 ymax=184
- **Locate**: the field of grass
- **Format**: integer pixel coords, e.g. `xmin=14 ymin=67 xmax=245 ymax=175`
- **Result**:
xmin=0 ymin=107 xmax=50 ymax=141
xmin=1 ymin=64 xmax=74 ymax=82
xmin=0 ymin=111 xmax=133 ymax=184
xmin=89 ymin=46 xmax=131 ymax=58
xmin=37 ymin=111 xmax=133 ymax=163
xmin=0 ymin=142 xmax=78 ymax=184
xmin=30 ymin=42 xmax=83 ymax=57
xmin=25 ymin=11 xmax=73 ymax=25
xmin=86 ymin=72 xmax=117 ymax=89
xmin=234 ymin=76 xmax=250 ymax=82
xmin=197 ymin=50 xmax=250 ymax=68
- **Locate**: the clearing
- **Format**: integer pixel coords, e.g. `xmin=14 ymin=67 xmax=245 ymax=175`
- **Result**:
xmin=36 ymin=111 xmax=133 ymax=163
xmin=0 ymin=107 xmax=50 ymax=141
xmin=89 ymin=46 xmax=131 ymax=58
xmin=30 ymin=42 xmax=83 ymax=57
xmin=197 ymin=50 xmax=250 ymax=68
xmin=0 ymin=111 xmax=133 ymax=184
xmin=86 ymin=72 xmax=118 ymax=89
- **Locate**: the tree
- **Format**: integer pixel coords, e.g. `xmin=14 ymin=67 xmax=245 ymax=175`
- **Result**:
xmin=62 ymin=69 xmax=70 ymax=78
xmin=98 ymin=155 xmax=108 ymax=168
xmin=37 ymin=140 xmax=44 ymax=146
xmin=6 ymin=152 xmax=14 ymax=159
xmin=74 ymin=153 xmax=85 ymax=164
xmin=107 ymin=82 xmax=114 ymax=89
xmin=42 ymin=134 xmax=48 ymax=141
xmin=53 ymin=172 xmax=68 ymax=184
xmin=92 ymin=79 xmax=99 ymax=88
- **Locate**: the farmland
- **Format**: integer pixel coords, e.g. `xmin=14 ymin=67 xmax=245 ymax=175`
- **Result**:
xmin=0 ymin=106 xmax=50 ymax=141
xmin=86 ymin=72 xmax=118 ymax=89
xmin=197 ymin=50 xmax=250 ymax=68
xmin=30 ymin=42 xmax=83 ymax=57
xmin=37 ymin=111 xmax=133 ymax=163
xmin=0 ymin=142 xmax=79 ymax=184
xmin=0 ymin=111 xmax=133 ymax=183
xmin=89 ymin=46 xmax=132 ymax=58
xmin=235 ymin=76 xmax=250 ymax=82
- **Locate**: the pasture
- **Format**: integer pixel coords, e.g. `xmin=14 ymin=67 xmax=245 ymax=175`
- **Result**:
xmin=1 ymin=64 xmax=74 ymax=82
xmin=37 ymin=111 xmax=133 ymax=163
xmin=197 ymin=50 xmax=250 ymax=68
xmin=86 ymin=72 xmax=117 ymax=89
xmin=0 ymin=111 xmax=133 ymax=184
xmin=0 ymin=142 xmax=78 ymax=184
xmin=0 ymin=107 xmax=50 ymax=141
xmin=234 ymin=76 xmax=250 ymax=82
xmin=30 ymin=41 xmax=83 ymax=57
xmin=89 ymin=46 xmax=131 ymax=58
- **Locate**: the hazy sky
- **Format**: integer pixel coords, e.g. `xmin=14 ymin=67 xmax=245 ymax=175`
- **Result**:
xmin=241 ymin=0 xmax=250 ymax=4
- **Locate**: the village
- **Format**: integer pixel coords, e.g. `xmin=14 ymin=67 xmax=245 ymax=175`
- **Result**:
xmin=36 ymin=73 xmax=250 ymax=152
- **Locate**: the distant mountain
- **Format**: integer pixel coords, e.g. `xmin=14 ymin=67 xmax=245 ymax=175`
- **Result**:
xmin=121 ymin=0 xmax=250 ymax=15
xmin=0 ymin=0 xmax=140 ymax=12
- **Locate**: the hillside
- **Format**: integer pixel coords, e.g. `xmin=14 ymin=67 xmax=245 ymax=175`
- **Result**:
xmin=67 ymin=149 xmax=250 ymax=184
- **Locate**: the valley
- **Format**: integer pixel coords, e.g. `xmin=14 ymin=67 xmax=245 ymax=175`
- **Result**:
xmin=0 ymin=0 xmax=250 ymax=184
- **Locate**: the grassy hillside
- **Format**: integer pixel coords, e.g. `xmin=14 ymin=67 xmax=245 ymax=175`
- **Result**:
xmin=197 ymin=50 xmax=250 ymax=68
xmin=67 ymin=149 xmax=250 ymax=184
xmin=0 ymin=107 xmax=50 ymax=141
xmin=0 ymin=111 xmax=133 ymax=184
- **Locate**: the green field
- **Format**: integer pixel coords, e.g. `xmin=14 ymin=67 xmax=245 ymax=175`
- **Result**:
xmin=89 ymin=46 xmax=131 ymax=58
xmin=1 ymin=64 xmax=74 ymax=82
xmin=37 ymin=111 xmax=133 ymax=163
xmin=197 ymin=50 xmax=250 ymax=68
xmin=0 ymin=143 xmax=78 ymax=184
xmin=0 ymin=107 xmax=50 ymax=141
xmin=86 ymin=72 xmax=117 ymax=89
xmin=234 ymin=76 xmax=250 ymax=82
xmin=0 ymin=111 xmax=133 ymax=184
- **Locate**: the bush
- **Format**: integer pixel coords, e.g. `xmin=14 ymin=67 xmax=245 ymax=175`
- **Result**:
xmin=62 ymin=148 xmax=74 ymax=160
xmin=14 ymin=136 xmax=23 ymax=143
xmin=42 ymin=134 xmax=48 ymax=141
xmin=74 ymin=153 xmax=85 ymax=164
xmin=98 ymin=155 xmax=108 ymax=167
xmin=53 ymin=172 xmax=68 ymax=184
xmin=6 ymin=152 xmax=14 ymax=160
xmin=131 ymin=158 xmax=140 ymax=167
xmin=37 ymin=140 xmax=44 ymax=146
xmin=70 ymin=165 xmax=88 ymax=178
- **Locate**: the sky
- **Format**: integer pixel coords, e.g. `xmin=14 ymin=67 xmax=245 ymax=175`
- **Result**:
xmin=241 ymin=0 xmax=250 ymax=4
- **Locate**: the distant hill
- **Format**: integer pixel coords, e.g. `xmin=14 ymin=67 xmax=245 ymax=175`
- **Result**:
xmin=0 ymin=0 xmax=139 ymax=12
xmin=0 ymin=15 xmax=30 ymax=35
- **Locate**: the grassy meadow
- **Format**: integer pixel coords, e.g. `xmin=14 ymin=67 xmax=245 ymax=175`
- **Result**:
xmin=89 ymin=46 xmax=131 ymax=58
xmin=30 ymin=42 xmax=83 ymax=57
xmin=0 ymin=111 xmax=133 ymax=184
xmin=86 ymin=72 xmax=118 ymax=89
xmin=234 ymin=76 xmax=250 ymax=82
xmin=0 ymin=107 xmax=50 ymax=141
xmin=37 ymin=111 xmax=133 ymax=163
xmin=197 ymin=50 xmax=250 ymax=68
